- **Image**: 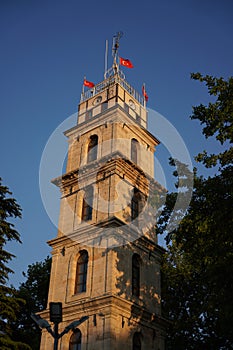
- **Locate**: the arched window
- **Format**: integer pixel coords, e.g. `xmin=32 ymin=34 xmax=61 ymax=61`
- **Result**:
xmin=132 ymin=254 xmax=140 ymax=297
xmin=131 ymin=188 xmax=146 ymax=224
xmin=75 ymin=250 xmax=88 ymax=293
xmin=132 ymin=188 xmax=144 ymax=222
xmin=133 ymin=332 xmax=141 ymax=350
xmin=87 ymin=135 xmax=98 ymax=163
xmin=82 ymin=187 xmax=93 ymax=222
xmin=131 ymin=188 xmax=139 ymax=221
xmin=69 ymin=329 xmax=82 ymax=350
xmin=131 ymin=138 xmax=139 ymax=164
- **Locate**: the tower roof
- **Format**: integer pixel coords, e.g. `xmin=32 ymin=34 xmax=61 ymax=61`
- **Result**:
xmin=80 ymin=32 xmax=147 ymax=108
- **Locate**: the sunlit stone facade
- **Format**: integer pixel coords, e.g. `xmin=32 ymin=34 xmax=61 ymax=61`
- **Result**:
xmin=39 ymin=72 xmax=167 ymax=350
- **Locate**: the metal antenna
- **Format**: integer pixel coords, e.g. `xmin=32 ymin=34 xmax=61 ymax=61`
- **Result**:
xmin=112 ymin=31 xmax=123 ymax=72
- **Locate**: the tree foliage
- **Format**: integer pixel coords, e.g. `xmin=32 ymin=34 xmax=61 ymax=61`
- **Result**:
xmin=161 ymin=74 xmax=233 ymax=349
xmin=11 ymin=257 xmax=51 ymax=350
xmin=191 ymin=73 xmax=233 ymax=168
xmin=0 ymin=178 xmax=30 ymax=350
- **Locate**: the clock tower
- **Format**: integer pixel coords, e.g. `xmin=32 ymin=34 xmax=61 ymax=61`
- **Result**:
xmin=39 ymin=34 xmax=167 ymax=350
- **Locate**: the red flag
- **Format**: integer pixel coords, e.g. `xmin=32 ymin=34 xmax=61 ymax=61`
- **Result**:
xmin=142 ymin=85 xmax=148 ymax=102
xmin=119 ymin=57 xmax=134 ymax=68
xmin=83 ymin=79 xmax=95 ymax=88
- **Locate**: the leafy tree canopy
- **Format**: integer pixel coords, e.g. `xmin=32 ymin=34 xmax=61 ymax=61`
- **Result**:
xmin=11 ymin=257 xmax=51 ymax=350
xmin=161 ymin=74 xmax=233 ymax=349
xmin=0 ymin=178 xmax=30 ymax=350
xmin=191 ymin=73 xmax=233 ymax=168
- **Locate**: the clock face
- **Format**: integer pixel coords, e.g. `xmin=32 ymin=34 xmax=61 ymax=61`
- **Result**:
xmin=93 ymin=95 xmax=102 ymax=106
xmin=129 ymin=99 xmax=136 ymax=110
xmin=108 ymin=88 xmax=115 ymax=97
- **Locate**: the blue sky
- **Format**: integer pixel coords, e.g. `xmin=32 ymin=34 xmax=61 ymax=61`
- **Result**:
xmin=1 ymin=0 xmax=232 ymax=287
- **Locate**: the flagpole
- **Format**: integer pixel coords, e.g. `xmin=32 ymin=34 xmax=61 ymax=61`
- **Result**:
xmin=143 ymin=83 xmax=146 ymax=108
xmin=104 ymin=39 xmax=108 ymax=79
xmin=112 ymin=31 xmax=123 ymax=74
xmin=82 ymin=76 xmax=85 ymax=94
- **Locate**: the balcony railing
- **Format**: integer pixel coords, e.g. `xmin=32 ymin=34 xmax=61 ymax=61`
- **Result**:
xmin=80 ymin=72 xmax=144 ymax=106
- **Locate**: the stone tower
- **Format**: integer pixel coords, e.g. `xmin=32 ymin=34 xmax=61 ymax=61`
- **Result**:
xmin=39 ymin=40 xmax=167 ymax=350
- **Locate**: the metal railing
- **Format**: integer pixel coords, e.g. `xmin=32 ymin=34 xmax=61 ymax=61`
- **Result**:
xmin=80 ymin=72 xmax=144 ymax=106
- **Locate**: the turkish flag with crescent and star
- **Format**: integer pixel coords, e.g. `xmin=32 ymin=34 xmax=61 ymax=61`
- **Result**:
xmin=83 ymin=79 xmax=95 ymax=88
xmin=119 ymin=57 xmax=134 ymax=68
xmin=142 ymin=85 xmax=148 ymax=102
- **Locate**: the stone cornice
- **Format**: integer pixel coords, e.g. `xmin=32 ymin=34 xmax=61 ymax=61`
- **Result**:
xmin=39 ymin=294 xmax=169 ymax=330
xmin=51 ymin=151 xmax=166 ymax=196
xmin=64 ymin=104 xmax=160 ymax=147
